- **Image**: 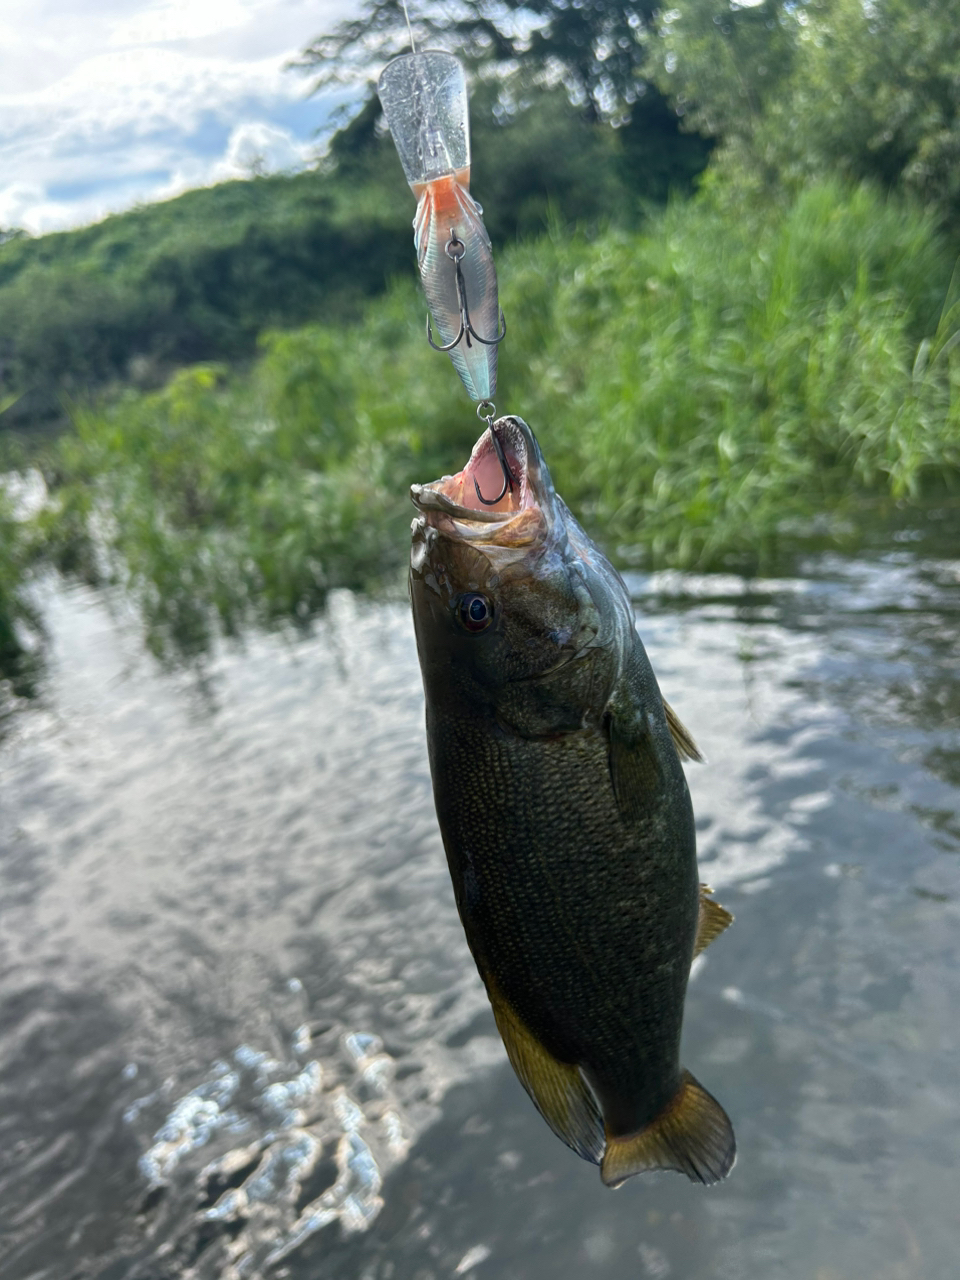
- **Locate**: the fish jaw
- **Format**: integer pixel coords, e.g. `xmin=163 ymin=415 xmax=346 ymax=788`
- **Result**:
xmin=410 ymin=416 xmax=557 ymax=540
xmin=409 ymin=417 xmax=621 ymax=725
xmin=411 ymin=416 xmax=636 ymax=681
xmin=409 ymin=418 xmax=554 ymax=634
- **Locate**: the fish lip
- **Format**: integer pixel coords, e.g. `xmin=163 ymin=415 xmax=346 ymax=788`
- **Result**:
xmin=409 ymin=483 xmax=511 ymax=524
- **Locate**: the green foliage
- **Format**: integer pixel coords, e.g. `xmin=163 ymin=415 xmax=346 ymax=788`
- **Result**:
xmin=655 ymin=0 xmax=802 ymax=143
xmin=512 ymin=181 xmax=959 ymax=564
xmin=38 ymin=360 xmax=408 ymax=658
xmin=775 ymin=0 xmax=960 ymax=213
xmin=296 ymin=0 xmax=658 ymax=122
xmin=0 ymin=167 xmax=414 ymax=404
xmin=0 ymin=488 xmax=42 ymax=698
xmin=33 ymin=180 xmax=960 ymax=657
xmin=656 ymin=0 xmax=960 ymax=223
xmin=471 ymin=81 xmax=649 ymax=241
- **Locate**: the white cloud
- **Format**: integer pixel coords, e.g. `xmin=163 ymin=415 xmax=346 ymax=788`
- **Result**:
xmin=109 ymin=0 xmax=257 ymax=46
xmin=0 ymin=0 xmax=356 ymax=234
xmin=0 ymin=185 xmax=47 ymax=232
xmin=156 ymin=121 xmax=316 ymax=202
xmin=213 ymin=120 xmax=314 ymax=178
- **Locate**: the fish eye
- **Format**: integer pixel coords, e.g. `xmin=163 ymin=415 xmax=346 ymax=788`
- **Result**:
xmin=457 ymin=592 xmax=494 ymax=633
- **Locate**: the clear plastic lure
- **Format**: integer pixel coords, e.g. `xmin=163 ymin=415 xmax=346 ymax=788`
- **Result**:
xmin=378 ymin=51 xmax=505 ymax=403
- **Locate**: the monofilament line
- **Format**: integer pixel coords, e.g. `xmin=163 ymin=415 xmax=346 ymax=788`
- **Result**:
xmin=402 ymin=1 xmax=417 ymax=53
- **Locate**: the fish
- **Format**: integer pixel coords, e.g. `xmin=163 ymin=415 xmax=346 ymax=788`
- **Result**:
xmin=378 ymin=50 xmax=503 ymax=402
xmin=409 ymin=416 xmax=736 ymax=1187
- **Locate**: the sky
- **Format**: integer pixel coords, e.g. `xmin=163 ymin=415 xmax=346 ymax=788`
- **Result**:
xmin=0 ymin=0 xmax=359 ymax=235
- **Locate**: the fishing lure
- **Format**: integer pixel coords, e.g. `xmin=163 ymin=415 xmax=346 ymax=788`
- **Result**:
xmin=378 ymin=50 xmax=505 ymax=404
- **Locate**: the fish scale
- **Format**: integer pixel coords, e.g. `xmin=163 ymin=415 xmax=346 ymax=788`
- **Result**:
xmin=428 ymin=698 xmax=697 ymax=1128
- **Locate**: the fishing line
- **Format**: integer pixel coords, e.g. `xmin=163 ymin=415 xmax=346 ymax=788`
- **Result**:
xmin=402 ymin=1 xmax=416 ymax=54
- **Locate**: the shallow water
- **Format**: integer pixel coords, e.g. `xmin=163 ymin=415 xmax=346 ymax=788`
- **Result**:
xmin=1 ymin=540 xmax=958 ymax=1280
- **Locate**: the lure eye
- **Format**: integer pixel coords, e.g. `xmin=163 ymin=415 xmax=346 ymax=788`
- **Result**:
xmin=458 ymin=593 xmax=494 ymax=633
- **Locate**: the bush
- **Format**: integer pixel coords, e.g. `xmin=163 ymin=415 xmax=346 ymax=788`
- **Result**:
xmin=0 ymin=487 xmax=42 ymax=699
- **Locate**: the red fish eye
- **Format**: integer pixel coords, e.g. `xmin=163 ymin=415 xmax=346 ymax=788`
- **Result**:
xmin=458 ymin=593 xmax=494 ymax=633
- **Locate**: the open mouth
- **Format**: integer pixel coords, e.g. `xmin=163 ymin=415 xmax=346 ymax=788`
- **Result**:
xmin=410 ymin=418 xmax=539 ymax=527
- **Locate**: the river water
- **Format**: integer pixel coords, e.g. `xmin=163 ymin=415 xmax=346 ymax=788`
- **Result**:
xmin=1 ymin=531 xmax=958 ymax=1280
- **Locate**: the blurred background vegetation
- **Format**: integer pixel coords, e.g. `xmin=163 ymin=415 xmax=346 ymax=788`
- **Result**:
xmin=1 ymin=0 xmax=959 ymax=670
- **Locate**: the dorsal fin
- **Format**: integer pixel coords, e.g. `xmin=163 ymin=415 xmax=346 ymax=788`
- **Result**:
xmin=600 ymin=1069 xmax=736 ymax=1187
xmin=487 ymin=981 xmax=604 ymax=1165
xmin=695 ymin=885 xmax=733 ymax=958
xmin=663 ymin=700 xmax=703 ymax=762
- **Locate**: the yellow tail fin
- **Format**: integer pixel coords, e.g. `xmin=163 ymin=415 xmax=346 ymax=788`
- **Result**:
xmin=600 ymin=1070 xmax=736 ymax=1188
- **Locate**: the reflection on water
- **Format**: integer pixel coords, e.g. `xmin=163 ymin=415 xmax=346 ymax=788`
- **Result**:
xmin=0 ymin=536 xmax=958 ymax=1279
xmin=0 ymin=469 xmax=47 ymax=718
xmin=132 ymin=1026 xmax=415 ymax=1276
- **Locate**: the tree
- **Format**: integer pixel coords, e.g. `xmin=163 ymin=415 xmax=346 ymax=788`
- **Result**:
xmin=295 ymin=0 xmax=660 ymax=123
xmin=782 ymin=0 xmax=960 ymax=215
xmin=652 ymin=0 xmax=806 ymax=145
xmin=654 ymin=0 xmax=960 ymax=222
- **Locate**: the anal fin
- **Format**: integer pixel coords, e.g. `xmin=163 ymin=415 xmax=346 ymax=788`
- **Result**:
xmin=600 ymin=1069 xmax=736 ymax=1188
xmin=663 ymin=699 xmax=703 ymax=763
xmin=488 ymin=981 xmax=604 ymax=1165
xmin=695 ymin=884 xmax=734 ymax=958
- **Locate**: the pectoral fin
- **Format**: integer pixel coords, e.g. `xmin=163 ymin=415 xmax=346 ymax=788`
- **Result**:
xmin=488 ymin=983 xmax=604 ymax=1165
xmin=663 ymin=699 xmax=703 ymax=762
xmin=605 ymin=708 xmax=662 ymax=825
xmin=600 ymin=1069 xmax=736 ymax=1188
xmin=695 ymin=885 xmax=734 ymax=957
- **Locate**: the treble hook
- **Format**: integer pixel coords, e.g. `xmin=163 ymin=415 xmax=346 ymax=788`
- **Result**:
xmin=474 ymin=410 xmax=516 ymax=506
xmin=426 ymin=230 xmax=507 ymax=353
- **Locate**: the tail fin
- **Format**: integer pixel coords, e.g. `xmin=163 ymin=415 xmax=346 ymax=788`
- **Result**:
xmin=600 ymin=1070 xmax=736 ymax=1188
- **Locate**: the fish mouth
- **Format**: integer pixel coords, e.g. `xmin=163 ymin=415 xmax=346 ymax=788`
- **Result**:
xmin=410 ymin=416 xmax=549 ymax=547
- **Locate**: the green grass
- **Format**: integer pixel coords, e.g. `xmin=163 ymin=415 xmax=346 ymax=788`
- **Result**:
xmin=510 ymin=180 xmax=960 ymax=564
xmin=0 ymin=488 xmax=43 ymax=703
xmin=30 ymin=178 xmax=960 ymax=658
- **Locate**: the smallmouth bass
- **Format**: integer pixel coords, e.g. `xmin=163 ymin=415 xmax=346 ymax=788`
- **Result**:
xmin=409 ymin=417 xmax=736 ymax=1187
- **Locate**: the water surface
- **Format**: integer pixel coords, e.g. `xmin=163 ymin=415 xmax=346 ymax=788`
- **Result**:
xmin=1 ymin=540 xmax=958 ymax=1279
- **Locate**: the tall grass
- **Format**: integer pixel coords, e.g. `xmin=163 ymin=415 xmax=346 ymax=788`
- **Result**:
xmin=39 ymin=363 xmax=412 ymax=658
xmin=0 ymin=489 xmax=42 ymax=699
xmin=34 ymin=179 xmax=960 ymax=655
xmin=511 ymin=180 xmax=959 ymax=562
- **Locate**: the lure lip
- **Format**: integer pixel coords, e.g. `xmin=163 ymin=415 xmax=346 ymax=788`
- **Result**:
xmin=377 ymin=50 xmax=471 ymax=191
